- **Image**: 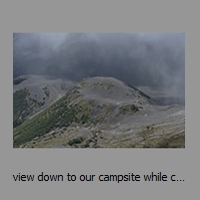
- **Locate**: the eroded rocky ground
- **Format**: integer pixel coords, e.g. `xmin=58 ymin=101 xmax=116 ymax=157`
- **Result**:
xmin=21 ymin=105 xmax=185 ymax=148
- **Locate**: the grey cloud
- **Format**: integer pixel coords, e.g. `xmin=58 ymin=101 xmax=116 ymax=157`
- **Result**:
xmin=13 ymin=33 xmax=185 ymax=102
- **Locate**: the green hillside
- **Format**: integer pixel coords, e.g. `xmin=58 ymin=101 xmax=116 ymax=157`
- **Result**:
xmin=13 ymin=89 xmax=94 ymax=147
xmin=13 ymin=88 xmax=45 ymax=128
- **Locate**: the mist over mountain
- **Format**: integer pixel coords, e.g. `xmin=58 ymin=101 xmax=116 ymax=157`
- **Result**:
xmin=13 ymin=33 xmax=185 ymax=100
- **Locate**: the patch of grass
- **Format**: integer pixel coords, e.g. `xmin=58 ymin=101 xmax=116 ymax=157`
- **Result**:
xmin=42 ymin=86 xmax=50 ymax=97
xmin=68 ymin=137 xmax=84 ymax=146
xmin=154 ymin=132 xmax=185 ymax=148
xmin=13 ymin=88 xmax=46 ymax=128
xmin=118 ymin=104 xmax=139 ymax=115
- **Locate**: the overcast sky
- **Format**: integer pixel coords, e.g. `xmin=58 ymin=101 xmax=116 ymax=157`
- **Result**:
xmin=13 ymin=33 xmax=185 ymax=99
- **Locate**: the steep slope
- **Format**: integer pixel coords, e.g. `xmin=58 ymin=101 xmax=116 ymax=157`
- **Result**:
xmin=13 ymin=75 xmax=75 ymax=127
xmin=13 ymin=77 xmax=152 ymax=147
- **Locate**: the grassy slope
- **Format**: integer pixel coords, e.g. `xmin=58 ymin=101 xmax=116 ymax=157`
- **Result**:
xmin=13 ymin=89 xmax=94 ymax=147
xmin=13 ymin=88 xmax=45 ymax=128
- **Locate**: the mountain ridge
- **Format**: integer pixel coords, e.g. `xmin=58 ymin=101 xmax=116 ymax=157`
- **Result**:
xmin=13 ymin=76 xmax=185 ymax=148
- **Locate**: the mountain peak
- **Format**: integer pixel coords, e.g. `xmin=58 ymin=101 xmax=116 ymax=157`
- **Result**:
xmin=74 ymin=76 xmax=151 ymax=106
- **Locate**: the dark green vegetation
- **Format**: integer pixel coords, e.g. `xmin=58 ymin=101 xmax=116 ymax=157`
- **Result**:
xmin=13 ymin=89 xmax=94 ymax=147
xmin=13 ymin=88 xmax=45 ymax=128
xmin=68 ymin=137 xmax=84 ymax=146
xmin=42 ymin=86 xmax=50 ymax=97
xmin=13 ymin=77 xmax=27 ymax=85
xmin=118 ymin=104 xmax=139 ymax=115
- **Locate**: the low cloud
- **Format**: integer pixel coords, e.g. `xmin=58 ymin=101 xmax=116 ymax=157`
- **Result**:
xmin=13 ymin=33 xmax=185 ymax=100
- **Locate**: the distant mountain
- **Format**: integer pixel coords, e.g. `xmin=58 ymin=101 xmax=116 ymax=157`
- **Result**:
xmin=13 ymin=76 xmax=185 ymax=148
